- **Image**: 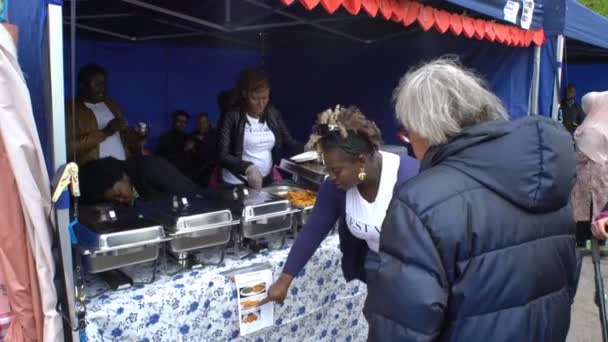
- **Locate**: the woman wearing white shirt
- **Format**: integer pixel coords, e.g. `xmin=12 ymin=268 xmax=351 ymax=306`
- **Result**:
xmin=218 ymin=68 xmax=302 ymax=189
xmin=259 ymin=105 xmax=419 ymax=305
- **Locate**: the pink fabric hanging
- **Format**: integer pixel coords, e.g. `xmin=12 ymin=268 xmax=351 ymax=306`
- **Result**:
xmin=0 ymin=270 xmax=13 ymax=341
xmin=0 ymin=135 xmax=43 ymax=342
xmin=0 ymin=24 xmax=63 ymax=342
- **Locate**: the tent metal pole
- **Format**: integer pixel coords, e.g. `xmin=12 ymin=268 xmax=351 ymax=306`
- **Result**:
xmin=138 ymin=32 xmax=203 ymax=41
xmin=151 ymin=18 xmax=258 ymax=48
xmin=122 ymin=0 xmax=230 ymax=32
xmin=225 ymin=0 xmax=231 ymax=24
xmin=551 ymin=35 xmax=565 ymax=121
xmin=242 ymin=0 xmax=368 ymax=43
xmin=528 ymin=44 xmax=542 ymax=115
xmin=65 ymin=13 xmax=134 ymax=20
xmin=47 ymin=3 xmax=77 ymax=341
xmin=232 ymin=17 xmax=360 ymax=32
xmin=62 ymin=22 xmax=136 ymax=41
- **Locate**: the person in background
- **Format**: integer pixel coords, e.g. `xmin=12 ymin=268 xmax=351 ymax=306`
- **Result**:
xmin=571 ymin=91 xmax=608 ymax=246
xmin=67 ymin=64 xmax=129 ymax=165
xmin=364 ymin=59 xmax=580 ymax=341
xmin=561 ymin=84 xmax=586 ymax=134
xmin=218 ymin=68 xmax=302 ymax=189
xmin=259 ymin=105 xmax=419 ymax=306
xmin=157 ymin=110 xmax=194 ymax=178
xmin=78 ymin=156 xmax=198 ymax=206
xmin=217 ymin=89 xmax=234 ymax=130
xmin=190 ymin=112 xmax=218 ymax=186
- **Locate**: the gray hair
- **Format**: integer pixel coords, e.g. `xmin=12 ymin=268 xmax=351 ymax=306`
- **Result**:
xmin=393 ymin=58 xmax=508 ymax=146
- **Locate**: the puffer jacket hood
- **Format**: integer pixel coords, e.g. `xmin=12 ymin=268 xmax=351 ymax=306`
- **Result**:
xmin=422 ymin=116 xmax=576 ymax=213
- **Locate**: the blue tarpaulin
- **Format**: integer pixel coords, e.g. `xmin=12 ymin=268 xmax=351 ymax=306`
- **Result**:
xmin=8 ymin=0 xmax=49 ymax=169
xmin=14 ymin=0 xmax=564 ymax=168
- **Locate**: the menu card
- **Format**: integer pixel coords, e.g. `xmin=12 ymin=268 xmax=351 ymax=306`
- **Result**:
xmin=234 ymin=269 xmax=274 ymax=335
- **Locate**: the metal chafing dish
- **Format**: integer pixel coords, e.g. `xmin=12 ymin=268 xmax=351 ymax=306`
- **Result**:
xmin=239 ymin=190 xmax=297 ymax=239
xmin=262 ymin=184 xmax=316 ymax=227
xmin=75 ymin=205 xmax=165 ymax=274
xmin=135 ymin=194 xmax=239 ymax=267
xmin=279 ymin=159 xmax=326 ymax=190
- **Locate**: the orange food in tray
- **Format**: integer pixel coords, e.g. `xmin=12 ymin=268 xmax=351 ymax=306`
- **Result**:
xmin=279 ymin=190 xmax=316 ymax=207
xmin=243 ymin=313 xmax=258 ymax=323
xmin=241 ymin=299 xmax=260 ymax=309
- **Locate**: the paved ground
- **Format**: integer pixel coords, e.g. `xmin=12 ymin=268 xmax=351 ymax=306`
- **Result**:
xmin=568 ymin=253 xmax=608 ymax=342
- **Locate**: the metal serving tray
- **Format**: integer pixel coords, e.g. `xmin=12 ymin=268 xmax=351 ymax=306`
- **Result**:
xmin=262 ymin=184 xmax=316 ymax=226
xmin=239 ymin=190 xmax=297 ymax=239
xmin=135 ymin=195 xmax=239 ymax=254
xmin=279 ymin=159 xmax=327 ymax=187
xmin=76 ymin=205 xmax=165 ymax=274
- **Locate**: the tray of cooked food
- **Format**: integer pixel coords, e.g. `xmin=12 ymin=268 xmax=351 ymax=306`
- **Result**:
xmin=262 ymin=185 xmax=317 ymax=226
xmin=262 ymin=185 xmax=317 ymax=209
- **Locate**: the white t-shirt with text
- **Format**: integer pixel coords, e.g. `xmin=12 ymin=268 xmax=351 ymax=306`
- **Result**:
xmin=345 ymin=151 xmax=400 ymax=252
xmin=223 ymin=115 xmax=276 ymax=184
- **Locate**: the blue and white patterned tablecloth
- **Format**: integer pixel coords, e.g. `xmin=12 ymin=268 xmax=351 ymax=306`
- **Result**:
xmin=82 ymin=234 xmax=368 ymax=341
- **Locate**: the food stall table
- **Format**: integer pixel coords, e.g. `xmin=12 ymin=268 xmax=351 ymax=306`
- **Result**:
xmin=82 ymin=234 xmax=368 ymax=341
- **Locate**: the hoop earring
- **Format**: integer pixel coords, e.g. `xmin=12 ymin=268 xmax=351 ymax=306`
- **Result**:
xmin=358 ymin=169 xmax=367 ymax=182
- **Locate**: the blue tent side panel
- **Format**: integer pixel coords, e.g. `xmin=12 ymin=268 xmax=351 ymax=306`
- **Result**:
xmin=445 ymin=0 xmax=544 ymax=30
xmin=8 ymin=0 xmax=50 ymax=172
xmin=564 ymin=0 xmax=608 ymax=49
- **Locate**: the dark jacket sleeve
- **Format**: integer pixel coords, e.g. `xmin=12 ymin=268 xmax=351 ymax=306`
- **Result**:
xmin=130 ymin=156 xmax=199 ymax=198
xmin=156 ymin=133 xmax=179 ymax=163
xmin=364 ymin=198 xmax=448 ymax=341
xmin=282 ymin=180 xmax=343 ymax=276
xmin=218 ymin=111 xmax=253 ymax=176
xmin=271 ymin=107 xmax=303 ymax=156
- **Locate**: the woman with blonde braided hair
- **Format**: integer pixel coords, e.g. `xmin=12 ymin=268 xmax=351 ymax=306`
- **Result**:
xmin=259 ymin=105 xmax=419 ymax=306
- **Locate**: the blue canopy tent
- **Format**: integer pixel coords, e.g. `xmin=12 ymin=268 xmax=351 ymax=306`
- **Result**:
xmin=541 ymin=0 xmax=608 ymax=119
xmin=563 ymin=0 xmax=608 ymax=49
xmin=12 ymin=0 xmax=559 ymax=341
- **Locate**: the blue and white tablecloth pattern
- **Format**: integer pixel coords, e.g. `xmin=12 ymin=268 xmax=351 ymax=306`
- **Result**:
xmin=83 ymin=234 xmax=368 ymax=341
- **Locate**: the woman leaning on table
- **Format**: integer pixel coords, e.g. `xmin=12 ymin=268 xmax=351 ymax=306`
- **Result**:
xmin=259 ymin=105 xmax=419 ymax=306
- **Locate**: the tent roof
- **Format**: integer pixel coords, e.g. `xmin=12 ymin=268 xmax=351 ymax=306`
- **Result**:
xmin=63 ymin=0 xmax=545 ymax=49
xmin=443 ymin=0 xmax=545 ymax=30
xmin=563 ymin=0 xmax=608 ymax=49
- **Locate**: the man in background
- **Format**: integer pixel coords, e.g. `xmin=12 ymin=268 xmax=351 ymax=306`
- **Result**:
xmin=190 ymin=112 xmax=217 ymax=186
xmin=157 ymin=110 xmax=193 ymax=178
xmin=66 ymin=64 xmax=128 ymax=165
xmin=561 ymin=84 xmax=586 ymax=134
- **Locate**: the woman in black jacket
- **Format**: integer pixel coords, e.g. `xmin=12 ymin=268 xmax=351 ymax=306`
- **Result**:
xmin=218 ymin=68 xmax=302 ymax=189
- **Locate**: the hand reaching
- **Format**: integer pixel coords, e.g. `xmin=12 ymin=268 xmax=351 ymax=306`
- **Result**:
xmin=258 ymin=273 xmax=293 ymax=306
xmin=592 ymin=218 xmax=608 ymax=241
xmin=245 ymin=165 xmax=263 ymax=190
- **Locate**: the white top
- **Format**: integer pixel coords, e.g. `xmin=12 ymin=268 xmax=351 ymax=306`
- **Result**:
xmin=345 ymin=151 xmax=401 ymax=253
xmin=223 ymin=115 xmax=276 ymax=184
xmin=84 ymin=102 xmax=126 ymax=160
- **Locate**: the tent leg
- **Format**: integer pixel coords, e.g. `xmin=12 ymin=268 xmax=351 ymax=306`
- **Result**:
xmin=551 ymin=35 xmax=565 ymax=121
xmin=528 ymin=44 xmax=542 ymax=115
xmin=47 ymin=3 xmax=78 ymax=342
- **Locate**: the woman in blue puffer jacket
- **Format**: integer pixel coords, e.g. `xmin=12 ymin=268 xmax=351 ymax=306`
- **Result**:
xmin=364 ymin=58 xmax=582 ymax=341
